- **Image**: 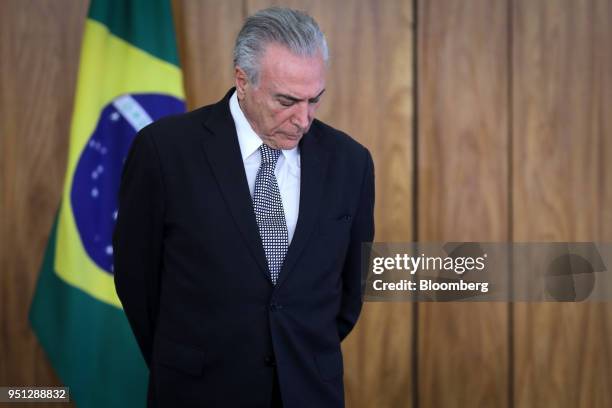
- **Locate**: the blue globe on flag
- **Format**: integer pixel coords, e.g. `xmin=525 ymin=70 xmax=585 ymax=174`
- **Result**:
xmin=71 ymin=93 xmax=185 ymax=274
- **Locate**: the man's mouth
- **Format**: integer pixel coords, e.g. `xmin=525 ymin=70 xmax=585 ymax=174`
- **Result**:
xmin=279 ymin=132 xmax=302 ymax=140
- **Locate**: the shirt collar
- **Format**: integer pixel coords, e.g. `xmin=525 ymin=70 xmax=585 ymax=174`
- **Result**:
xmin=229 ymin=90 xmax=300 ymax=167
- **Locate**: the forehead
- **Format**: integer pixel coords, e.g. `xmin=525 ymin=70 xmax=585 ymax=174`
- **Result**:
xmin=258 ymin=43 xmax=326 ymax=98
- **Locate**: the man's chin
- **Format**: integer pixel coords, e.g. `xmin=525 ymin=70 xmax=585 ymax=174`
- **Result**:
xmin=277 ymin=135 xmax=302 ymax=150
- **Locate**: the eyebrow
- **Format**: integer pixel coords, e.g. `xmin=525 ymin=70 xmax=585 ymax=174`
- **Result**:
xmin=275 ymin=88 xmax=326 ymax=103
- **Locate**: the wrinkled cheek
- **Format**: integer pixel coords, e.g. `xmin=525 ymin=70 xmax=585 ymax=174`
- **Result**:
xmin=272 ymin=117 xmax=294 ymax=133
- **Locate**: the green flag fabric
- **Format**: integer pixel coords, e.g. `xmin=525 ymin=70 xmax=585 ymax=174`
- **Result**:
xmin=29 ymin=0 xmax=185 ymax=406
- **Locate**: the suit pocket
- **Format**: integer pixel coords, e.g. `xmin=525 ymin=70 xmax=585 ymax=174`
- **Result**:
xmin=318 ymin=214 xmax=352 ymax=236
xmin=153 ymin=336 xmax=206 ymax=376
xmin=314 ymin=349 xmax=344 ymax=381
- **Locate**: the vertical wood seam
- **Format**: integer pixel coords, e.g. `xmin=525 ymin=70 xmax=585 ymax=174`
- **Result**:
xmin=507 ymin=0 xmax=515 ymax=407
xmin=242 ymin=0 xmax=248 ymax=21
xmin=412 ymin=0 xmax=420 ymax=407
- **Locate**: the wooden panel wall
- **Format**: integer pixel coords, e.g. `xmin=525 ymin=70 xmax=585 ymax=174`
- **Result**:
xmin=172 ymin=0 xmax=244 ymax=108
xmin=0 ymin=0 xmax=89 ymax=400
xmin=513 ymin=0 xmax=612 ymax=407
xmin=2 ymin=1 xmax=612 ymax=407
xmin=417 ymin=1 xmax=509 ymax=407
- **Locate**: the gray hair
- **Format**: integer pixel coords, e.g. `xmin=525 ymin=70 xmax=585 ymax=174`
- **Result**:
xmin=233 ymin=7 xmax=329 ymax=84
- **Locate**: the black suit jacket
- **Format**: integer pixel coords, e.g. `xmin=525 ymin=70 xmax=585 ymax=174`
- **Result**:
xmin=113 ymin=89 xmax=375 ymax=407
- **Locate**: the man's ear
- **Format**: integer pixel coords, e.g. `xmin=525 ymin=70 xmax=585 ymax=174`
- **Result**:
xmin=234 ymin=66 xmax=249 ymax=100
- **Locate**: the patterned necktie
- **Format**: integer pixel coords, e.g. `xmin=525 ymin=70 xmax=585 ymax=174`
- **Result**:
xmin=253 ymin=144 xmax=289 ymax=284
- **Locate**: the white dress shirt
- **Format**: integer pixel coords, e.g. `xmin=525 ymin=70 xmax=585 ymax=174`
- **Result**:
xmin=229 ymin=91 xmax=301 ymax=243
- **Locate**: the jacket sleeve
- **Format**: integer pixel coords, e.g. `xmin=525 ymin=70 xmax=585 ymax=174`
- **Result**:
xmin=337 ymin=148 xmax=375 ymax=341
xmin=112 ymin=128 xmax=165 ymax=367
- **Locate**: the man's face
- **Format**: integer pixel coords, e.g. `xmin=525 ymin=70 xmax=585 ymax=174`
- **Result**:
xmin=235 ymin=43 xmax=327 ymax=150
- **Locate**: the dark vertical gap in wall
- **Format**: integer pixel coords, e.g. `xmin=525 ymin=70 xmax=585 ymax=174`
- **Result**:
xmin=507 ymin=0 xmax=515 ymax=408
xmin=411 ymin=0 xmax=420 ymax=407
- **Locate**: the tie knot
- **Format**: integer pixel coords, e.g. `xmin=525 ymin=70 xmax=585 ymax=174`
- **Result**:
xmin=259 ymin=144 xmax=281 ymax=165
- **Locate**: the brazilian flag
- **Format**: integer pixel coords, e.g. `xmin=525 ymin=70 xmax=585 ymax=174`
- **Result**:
xmin=29 ymin=0 xmax=185 ymax=406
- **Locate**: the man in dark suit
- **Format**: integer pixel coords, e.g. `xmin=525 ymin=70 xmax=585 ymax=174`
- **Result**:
xmin=113 ymin=7 xmax=374 ymax=408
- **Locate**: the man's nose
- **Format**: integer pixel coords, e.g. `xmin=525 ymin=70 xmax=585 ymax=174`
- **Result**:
xmin=292 ymin=103 xmax=310 ymax=130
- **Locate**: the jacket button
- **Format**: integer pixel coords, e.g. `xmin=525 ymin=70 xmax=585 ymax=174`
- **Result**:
xmin=264 ymin=355 xmax=276 ymax=367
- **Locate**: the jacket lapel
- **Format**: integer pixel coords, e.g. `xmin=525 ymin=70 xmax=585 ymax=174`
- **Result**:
xmin=199 ymin=90 xmax=270 ymax=280
xmin=276 ymin=125 xmax=330 ymax=289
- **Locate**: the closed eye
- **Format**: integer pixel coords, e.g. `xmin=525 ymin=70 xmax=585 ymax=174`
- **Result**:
xmin=275 ymin=89 xmax=325 ymax=107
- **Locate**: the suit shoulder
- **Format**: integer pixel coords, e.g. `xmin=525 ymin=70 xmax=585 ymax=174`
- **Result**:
xmin=137 ymin=104 xmax=215 ymax=152
xmin=311 ymin=119 xmax=370 ymax=159
xmin=142 ymin=104 xmax=212 ymax=137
